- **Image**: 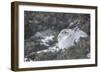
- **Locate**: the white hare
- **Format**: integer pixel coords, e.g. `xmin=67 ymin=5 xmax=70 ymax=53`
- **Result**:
xmin=57 ymin=26 xmax=88 ymax=49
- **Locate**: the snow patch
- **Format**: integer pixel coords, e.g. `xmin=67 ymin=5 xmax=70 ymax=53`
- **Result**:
xmin=40 ymin=35 xmax=54 ymax=46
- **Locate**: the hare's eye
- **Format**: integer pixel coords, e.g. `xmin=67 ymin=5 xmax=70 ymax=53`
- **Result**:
xmin=65 ymin=32 xmax=67 ymax=33
xmin=65 ymin=31 xmax=68 ymax=34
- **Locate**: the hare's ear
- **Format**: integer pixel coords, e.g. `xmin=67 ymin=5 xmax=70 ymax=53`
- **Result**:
xmin=79 ymin=30 xmax=88 ymax=38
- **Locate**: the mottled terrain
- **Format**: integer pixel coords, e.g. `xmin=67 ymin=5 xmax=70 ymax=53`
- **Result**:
xmin=24 ymin=11 xmax=90 ymax=61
